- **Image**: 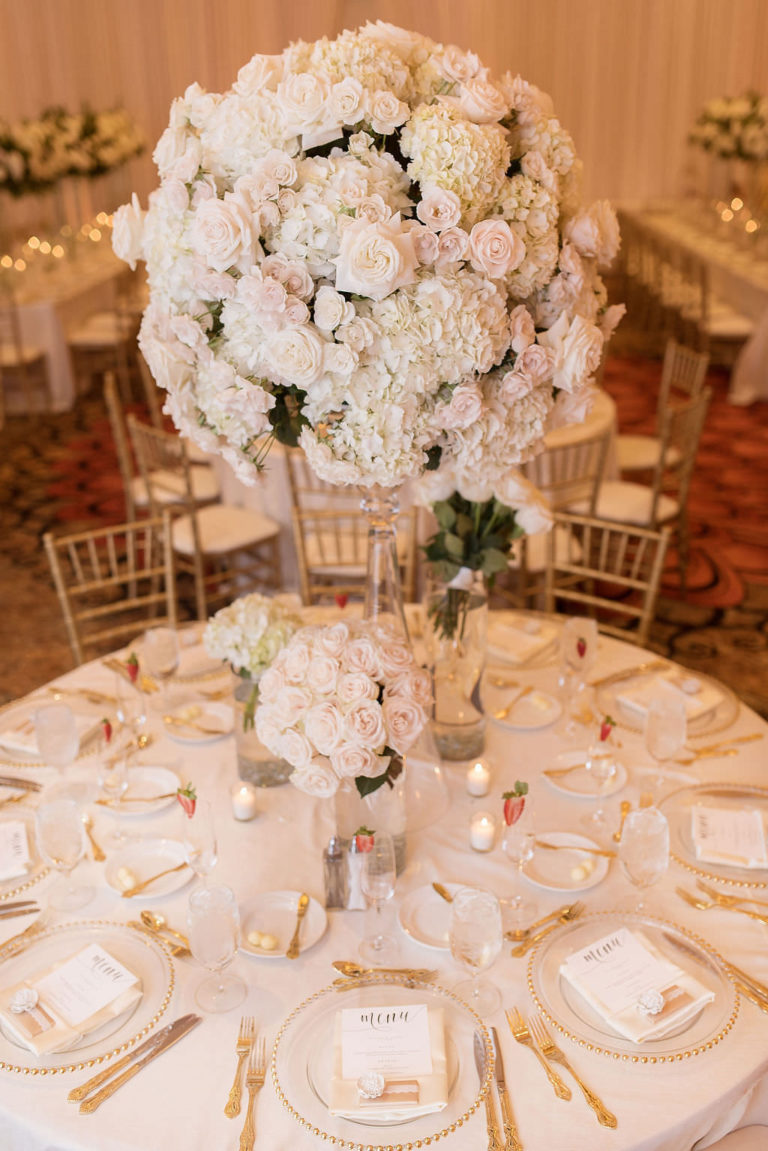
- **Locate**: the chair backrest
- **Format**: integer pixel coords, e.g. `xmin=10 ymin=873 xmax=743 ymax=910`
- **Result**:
xmin=544 ymin=511 xmax=670 ymax=646
xmin=523 ymin=426 xmax=611 ymax=514
xmin=104 ymin=372 xmax=143 ymax=521
xmin=285 ymin=448 xmax=418 ymax=604
xmin=44 ymin=512 xmax=177 ymax=665
xmin=658 ymin=340 xmax=709 ymax=408
xmin=137 ymin=352 xmax=165 ymax=429
xmin=126 ymin=413 xmax=196 ymax=513
xmin=648 ymin=385 xmax=712 ymax=523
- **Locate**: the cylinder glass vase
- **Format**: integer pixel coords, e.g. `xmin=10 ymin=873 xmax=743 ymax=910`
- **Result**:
xmin=233 ymin=676 xmax=292 ymax=787
xmin=425 ymin=568 xmax=488 ymax=761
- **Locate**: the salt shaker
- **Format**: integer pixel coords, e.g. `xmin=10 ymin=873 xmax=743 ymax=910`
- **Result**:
xmin=323 ymin=835 xmax=348 ymax=909
xmin=346 ymin=838 xmax=368 ymax=911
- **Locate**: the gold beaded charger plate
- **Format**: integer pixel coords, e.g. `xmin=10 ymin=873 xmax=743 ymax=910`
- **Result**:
xmin=659 ymin=783 xmax=768 ymax=889
xmin=272 ymin=977 xmax=492 ymax=1149
xmin=594 ymin=665 xmax=739 ymax=738
xmin=0 ymin=700 xmax=103 ymax=767
xmin=527 ymin=911 xmax=737 ymax=1064
xmin=0 ymin=920 xmax=174 ymax=1074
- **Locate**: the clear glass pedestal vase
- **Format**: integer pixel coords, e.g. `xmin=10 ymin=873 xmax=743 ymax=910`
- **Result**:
xmin=333 ymin=767 xmax=407 ymax=876
xmin=425 ymin=569 xmax=488 ymax=761
xmin=233 ymin=676 xmax=292 ymax=787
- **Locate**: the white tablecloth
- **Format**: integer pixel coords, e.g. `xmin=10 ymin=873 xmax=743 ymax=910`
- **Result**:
xmin=0 ymin=618 xmax=767 ymax=1149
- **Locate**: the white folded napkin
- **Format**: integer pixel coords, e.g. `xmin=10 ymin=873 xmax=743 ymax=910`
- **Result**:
xmin=616 ymin=672 xmax=721 ymax=723
xmin=488 ymin=617 xmax=559 ymax=665
xmin=691 ymin=805 xmax=768 ymax=869
xmin=560 ymin=927 xmax=714 ymax=1043
xmin=0 ymin=821 xmax=32 ymax=881
xmin=0 ymin=712 xmax=98 ymax=757
xmin=329 ymin=1006 xmax=448 ymax=1121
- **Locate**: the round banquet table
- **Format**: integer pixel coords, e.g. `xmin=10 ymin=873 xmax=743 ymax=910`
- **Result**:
xmin=0 ymin=614 xmax=767 ymax=1151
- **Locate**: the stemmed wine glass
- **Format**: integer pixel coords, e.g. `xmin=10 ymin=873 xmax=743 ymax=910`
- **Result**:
xmin=449 ymin=887 xmax=503 ymax=1016
xmin=113 ymin=673 xmax=147 ymax=740
xmin=556 ymin=618 xmax=598 ymax=738
xmin=582 ymin=727 xmax=621 ymax=841
xmin=502 ymin=820 xmax=537 ymax=930
xmin=182 ymin=800 xmax=218 ymax=886
xmin=618 ymin=807 xmax=670 ymax=912
xmin=36 ymin=798 xmax=93 ymax=911
xmin=359 ymin=832 xmax=398 ymax=965
xmin=142 ymin=627 xmax=179 ymax=709
xmin=187 ymin=884 xmax=246 ymax=1013
xmin=97 ymin=750 xmax=130 ymax=847
xmin=645 ymin=695 xmax=687 ymax=792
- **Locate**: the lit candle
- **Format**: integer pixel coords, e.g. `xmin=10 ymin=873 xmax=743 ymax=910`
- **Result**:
xmin=469 ymin=811 xmax=496 ymax=852
xmin=231 ymin=782 xmax=259 ymax=821
xmin=466 ymin=760 xmax=491 ymax=797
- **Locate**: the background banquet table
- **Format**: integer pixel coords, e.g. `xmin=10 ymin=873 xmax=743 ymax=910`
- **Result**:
xmin=0 ymin=615 xmax=767 ymax=1151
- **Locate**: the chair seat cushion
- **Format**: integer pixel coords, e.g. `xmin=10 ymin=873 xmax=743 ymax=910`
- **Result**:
xmin=172 ymin=504 xmax=280 ymax=555
xmin=572 ymin=482 xmax=680 ymax=525
xmin=148 ymin=465 xmax=220 ymax=505
xmin=0 ymin=344 xmax=46 ymax=367
xmin=616 ymin=434 xmax=682 ymax=472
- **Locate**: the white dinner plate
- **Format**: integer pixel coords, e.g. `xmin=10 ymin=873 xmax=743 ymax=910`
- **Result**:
xmin=491 ymin=689 xmax=562 ymax=731
xmin=105 ymin=839 xmax=192 ymax=898
xmin=524 ymin=832 xmax=610 ymax=892
xmin=100 ymin=766 xmax=181 ymax=817
xmin=163 ymin=703 xmax=234 ymax=744
xmin=397 ymin=883 xmax=460 ymax=950
xmin=239 ymin=891 xmax=327 ymax=959
xmin=544 ymin=750 xmax=628 ymax=799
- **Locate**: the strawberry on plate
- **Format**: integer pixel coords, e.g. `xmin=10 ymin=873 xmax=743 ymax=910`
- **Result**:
xmin=599 ymin=715 xmax=615 ymax=742
xmin=502 ymin=780 xmax=529 ymax=826
xmin=354 ymin=825 xmax=375 ymax=852
xmin=176 ymin=783 xmax=197 ymax=818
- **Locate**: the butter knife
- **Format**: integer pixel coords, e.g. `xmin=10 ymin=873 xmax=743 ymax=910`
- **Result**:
xmin=0 ymin=776 xmax=42 ymax=792
xmin=473 ymin=1031 xmax=503 ymax=1151
xmin=490 ymin=1026 xmax=523 ymax=1151
xmin=76 ymin=1014 xmax=202 ymax=1112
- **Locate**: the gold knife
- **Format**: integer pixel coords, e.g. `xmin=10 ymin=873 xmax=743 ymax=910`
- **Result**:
xmin=474 ymin=1031 xmax=503 ymax=1151
xmin=78 ymin=1014 xmax=202 ymax=1112
xmin=589 ymin=660 xmax=668 ymax=688
xmin=534 ymin=839 xmax=616 ymax=858
xmin=490 ymin=1026 xmax=523 ymax=1151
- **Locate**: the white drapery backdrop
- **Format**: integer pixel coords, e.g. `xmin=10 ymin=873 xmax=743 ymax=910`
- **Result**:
xmin=1 ymin=0 xmax=767 ymax=233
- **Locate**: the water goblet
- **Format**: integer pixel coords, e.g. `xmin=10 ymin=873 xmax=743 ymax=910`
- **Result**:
xmin=449 ymin=886 xmax=503 ymax=1016
xmin=187 ymin=884 xmax=246 ymax=1013
xmin=34 ymin=703 xmax=79 ymax=770
xmin=36 ymin=798 xmax=93 ymax=911
xmin=359 ymin=832 xmax=398 ymax=965
xmin=618 ymin=806 xmax=670 ymax=912
xmin=142 ymin=627 xmax=179 ymax=707
xmin=501 ymin=821 xmax=537 ymax=930
xmin=182 ymin=799 xmax=218 ymax=886
xmin=645 ymin=695 xmax=687 ymax=792
xmin=581 ymin=738 xmax=620 ymax=841
xmin=97 ymin=750 xmax=130 ymax=847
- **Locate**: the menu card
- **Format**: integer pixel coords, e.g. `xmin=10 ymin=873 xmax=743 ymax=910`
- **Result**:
xmin=0 ymin=944 xmax=141 ymax=1056
xmin=0 ymin=821 xmax=31 ymax=881
xmin=691 ymin=805 xmax=768 ymax=869
xmin=329 ymin=1004 xmax=448 ymax=1121
xmin=560 ymin=928 xmax=714 ymax=1043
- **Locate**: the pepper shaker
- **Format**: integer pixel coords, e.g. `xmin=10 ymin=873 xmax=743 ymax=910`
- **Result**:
xmin=323 ymin=835 xmax=348 ymax=909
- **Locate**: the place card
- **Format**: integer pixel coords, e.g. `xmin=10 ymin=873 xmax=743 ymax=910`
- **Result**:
xmin=34 ymin=945 xmax=139 ymax=1028
xmin=691 ymin=805 xmax=768 ymax=869
xmin=0 ymin=821 xmax=31 ymax=881
xmin=340 ymin=1003 xmax=433 ymax=1080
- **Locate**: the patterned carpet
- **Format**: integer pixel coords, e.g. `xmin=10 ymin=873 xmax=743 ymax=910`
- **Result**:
xmin=1 ymin=354 xmax=768 ymax=715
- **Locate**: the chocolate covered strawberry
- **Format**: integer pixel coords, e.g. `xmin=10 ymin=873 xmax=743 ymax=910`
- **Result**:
xmin=176 ymin=783 xmax=197 ymax=818
xmin=354 ymin=826 xmax=375 ymax=852
xmin=101 ymin=718 xmax=113 ymax=744
xmin=502 ymin=780 xmax=529 ymax=826
xmin=126 ymin=652 xmax=139 ymax=684
xmin=599 ymin=716 xmax=615 ymax=742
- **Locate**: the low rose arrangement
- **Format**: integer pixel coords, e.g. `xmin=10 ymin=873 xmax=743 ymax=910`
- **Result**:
xmin=689 ymin=90 xmax=768 ymax=163
xmin=254 ymin=619 xmax=431 ymax=798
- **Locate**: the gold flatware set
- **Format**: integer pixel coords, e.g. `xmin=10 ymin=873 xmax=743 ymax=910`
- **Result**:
xmin=510 ymin=903 xmax=585 ymax=958
xmin=223 ymin=1015 xmax=267 ymax=1150
xmin=676 ymin=885 xmax=768 ymax=926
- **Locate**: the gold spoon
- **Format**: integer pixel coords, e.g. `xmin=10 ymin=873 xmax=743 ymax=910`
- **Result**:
xmin=613 ymin=801 xmax=631 ymax=843
xmin=286 ymin=892 xmax=310 ymax=960
xmin=493 ymin=684 xmax=534 ymax=721
xmin=163 ymin=714 xmax=228 ymax=736
xmin=432 ymin=882 xmax=453 ymax=903
xmin=333 ymin=961 xmax=437 ymax=979
xmin=139 ymin=909 xmax=190 ymax=948
xmin=81 ymin=812 xmax=105 ymax=862
xmin=534 ymin=839 xmax=616 ymax=858
xmin=120 ymin=862 xmax=189 ymax=898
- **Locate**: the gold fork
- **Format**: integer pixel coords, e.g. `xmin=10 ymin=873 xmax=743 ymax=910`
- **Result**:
xmin=510 ymin=902 xmax=585 ymax=958
xmin=676 ymin=886 xmax=768 ymax=925
xmin=239 ymin=1037 xmax=267 ymax=1151
xmin=528 ymin=1016 xmax=617 ymax=1127
xmin=225 ymin=1016 xmax=255 ymax=1118
xmin=696 ymin=878 xmax=768 ymax=912
xmin=506 ymin=1007 xmax=571 ymax=1099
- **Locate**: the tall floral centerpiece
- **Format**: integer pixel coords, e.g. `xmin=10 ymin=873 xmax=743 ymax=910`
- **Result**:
xmin=689 ymin=91 xmax=768 ymax=211
xmin=112 ymin=21 xmax=622 ymax=794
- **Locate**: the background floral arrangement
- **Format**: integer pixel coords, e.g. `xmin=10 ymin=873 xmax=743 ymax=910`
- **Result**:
xmin=113 ymin=20 xmax=623 ymax=500
xmin=0 ymin=105 xmax=145 ymax=198
xmin=203 ymin=591 xmax=302 ymax=679
xmin=255 ymin=619 xmax=431 ymax=797
xmin=689 ymin=90 xmax=768 ymax=162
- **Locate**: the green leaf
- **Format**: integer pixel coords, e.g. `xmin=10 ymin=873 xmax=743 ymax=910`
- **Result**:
xmin=480 ymin=548 xmax=512 ymax=576
xmin=355 ymin=774 xmax=387 ymax=798
xmin=433 ymin=502 xmax=456 ymax=530
xmin=443 ymin=532 xmax=464 ymax=558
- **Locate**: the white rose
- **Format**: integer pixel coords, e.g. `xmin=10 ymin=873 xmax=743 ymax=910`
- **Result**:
xmin=516 ymin=344 xmax=555 ymax=386
xmin=140 ymin=333 xmax=194 ymax=393
xmin=438 ymin=45 xmax=481 ymax=84
xmin=344 ymin=635 xmax=381 ymax=678
xmin=495 ymin=471 xmax=553 ymax=535
xmin=283 ymin=296 xmax=310 ymax=326
xmin=262 ymin=254 xmax=314 ymax=300
xmin=277 ymin=72 xmax=330 ymax=133
xmin=564 ymin=200 xmax=620 ymax=267
xmin=337 ymin=672 xmax=378 ymax=705
xmin=330 ymin=77 xmax=365 ymax=125
xmin=499 ymin=370 xmax=533 ymax=403
xmin=468 ymin=220 xmax=525 ymax=279
xmin=265 ymin=325 xmax=325 ymax=385
xmin=459 ymin=77 xmax=509 ymax=124
xmin=323 ymin=342 xmax=357 ymax=375
xmin=416 ymin=186 xmax=462 ymax=232
xmin=254 ymin=706 xmax=283 ymax=754
xmin=357 ymin=194 xmax=393 ymax=225
xmin=408 ymin=224 xmax=438 ymax=265
xmin=377 ymin=639 xmax=415 ymax=677
xmin=344 ymin=699 xmax=386 ymax=749
xmin=290 ymin=760 xmax=339 ymax=797
xmin=435 ymin=227 xmax=469 ymax=267
xmin=234 ymin=54 xmax=284 ymax=94
xmin=111 ymin=193 xmax=144 ymax=271
xmin=557 ymin=316 xmax=604 ymax=392
xmin=334 ymin=217 xmax=418 ymax=301
xmin=386 ymin=668 xmax=432 ymax=708
xmin=366 ymin=90 xmax=409 ymax=135
xmin=440 ymin=382 xmax=484 ymax=430
xmin=520 ymin=149 xmax=557 ymax=191
xmin=549 ymin=384 xmax=596 ymax=429
xmin=314 ymin=286 xmax=351 ymax=331
xmin=315 ymin=622 xmax=350 ymax=659
xmin=598 ymin=303 xmax=626 ymax=341
xmin=261 ymin=149 xmax=297 ymax=186
xmin=274 ymin=684 xmax=313 ymax=724
xmin=382 ymin=697 xmax=426 ymax=753
xmin=330 ymin=743 xmax=380 ymax=779
xmin=279 ymin=728 xmax=315 ymax=769
xmin=305 ymin=655 xmax=339 ymax=696
xmin=304 ymin=701 xmax=344 ymax=755
xmin=509 ymin=305 xmax=535 ymax=354
xmin=190 ymin=195 xmax=257 ymax=273
xmin=280 ymin=640 xmax=312 ymax=683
